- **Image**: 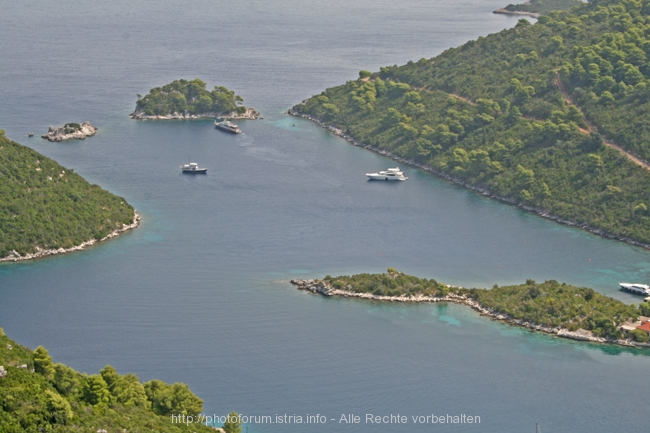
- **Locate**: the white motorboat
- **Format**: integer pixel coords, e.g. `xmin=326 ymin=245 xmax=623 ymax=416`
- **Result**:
xmin=181 ymin=162 xmax=207 ymax=174
xmin=619 ymin=283 xmax=650 ymax=296
xmin=366 ymin=167 xmax=408 ymax=181
xmin=215 ymin=119 xmax=241 ymax=134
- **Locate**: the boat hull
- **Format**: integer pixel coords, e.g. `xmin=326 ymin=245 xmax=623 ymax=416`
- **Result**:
xmin=215 ymin=126 xmax=240 ymax=134
xmin=182 ymin=169 xmax=207 ymax=174
xmin=215 ymin=123 xmax=241 ymax=134
xmin=619 ymin=283 xmax=650 ymax=295
xmin=366 ymin=174 xmax=407 ymax=181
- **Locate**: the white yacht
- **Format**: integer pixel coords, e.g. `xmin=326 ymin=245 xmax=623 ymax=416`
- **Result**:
xmin=215 ymin=119 xmax=241 ymax=134
xmin=366 ymin=167 xmax=408 ymax=181
xmin=181 ymin=162 xmax=207 ymax=174
xmin=619 ymin=283 xmax=650 ymax=296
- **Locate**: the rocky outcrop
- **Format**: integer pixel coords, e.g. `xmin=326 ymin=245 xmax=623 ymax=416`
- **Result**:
xmin=129 ymin=107 xmax=260 ymax=120
xmin=290 ymin=279 xmax=649 ymax=347
xmin=42 ymin=122 xmax=97 ymax=142
xmin=0 ymin=212 xmax=141 ymax=262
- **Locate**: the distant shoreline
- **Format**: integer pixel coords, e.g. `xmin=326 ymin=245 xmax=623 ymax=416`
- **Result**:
xmin=291 ymin=279 xmax=650 ymax=348
xmin=0 ymin=211 xmax=141 ymax=263
xmin=493 ymin=8 xmax=540 ymax=18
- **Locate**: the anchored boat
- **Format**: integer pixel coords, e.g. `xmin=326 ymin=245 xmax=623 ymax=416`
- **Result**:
xmin=366 ymin=167 xmax=408 ymax=181
xmin=619 ymin=282 xmax=650 ymax=296
xmin=215 ymin=119 xmax=241 ymax=134
xmin=181 ymin=162 xmax=207 ymax=174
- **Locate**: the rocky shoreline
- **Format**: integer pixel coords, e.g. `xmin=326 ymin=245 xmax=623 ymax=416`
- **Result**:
xmin=129 ymin=107 xmax=260 ymax=121
xmin=290 ymin=279 xmax=650 ymax=348
xmin=288 ymin=107 xmax=650 ymax=251
xmin=42 ymin=122 xmax=97 ymax=142
xmin=492 ymin=8 xmax=540 ymax=18
xmin=0 ymin=211 xmax=141 ymax=263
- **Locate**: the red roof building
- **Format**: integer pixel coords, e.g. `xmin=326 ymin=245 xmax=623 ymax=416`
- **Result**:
xmin=636 ymin=321 xmax=650 ymax=333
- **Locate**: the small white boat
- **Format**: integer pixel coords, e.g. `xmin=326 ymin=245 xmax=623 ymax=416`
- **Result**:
xmin=215 ymin=119 xmax=241 ymax=134
xmin=366 ymin=167 xmax=408 ymax=181
xmin=619 ymin=283 xmax=650 ymax=296
xmin=181 ymin=162 xmax=207 ymax=174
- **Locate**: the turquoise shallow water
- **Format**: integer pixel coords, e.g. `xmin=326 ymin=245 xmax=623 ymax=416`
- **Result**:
xmin=1 ymin=1 xmax=649 ymax=432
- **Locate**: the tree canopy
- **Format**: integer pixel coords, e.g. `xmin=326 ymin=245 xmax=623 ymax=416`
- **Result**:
xmin=223 ymin=411 xmax=243 ymax=433
xmin=135 ymin=78 xmax=247 ymax=116
xmin=0 ymin=332 xmax=214 ymax=432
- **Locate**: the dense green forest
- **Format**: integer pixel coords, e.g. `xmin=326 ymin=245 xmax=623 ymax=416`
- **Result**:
xmin=322 ymin=270 xmax=650 ymax=340
xmin=294 ymin=0 xmax=650 ymax=246
xmin=501 ymin=0 xmax=584 ymax=15
xmin=0 ymin=131 xmax=135 ymax=258
xmin=134 ymin=79 xmax=248 ymax=116
xmin=0 ymin=328 xmax=220 ymax=432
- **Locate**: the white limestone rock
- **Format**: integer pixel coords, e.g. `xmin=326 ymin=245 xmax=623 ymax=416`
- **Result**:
xmin=42 ymin=122 xmax=98 ymax=142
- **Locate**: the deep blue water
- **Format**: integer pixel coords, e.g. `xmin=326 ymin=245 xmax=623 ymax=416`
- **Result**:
xmin=1 ymin=1 xmax=649 ymax=432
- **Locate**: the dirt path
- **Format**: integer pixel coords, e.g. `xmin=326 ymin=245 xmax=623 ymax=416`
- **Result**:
xmin=554 ymin=71 xmax=650 ymax=170
xmin=414 ymin=80 xmax=650 ymax=170
xmin=414 ymin=86 xmax=477 ymax=105
xmin=448 ymin=93 xmax=476 ymax=105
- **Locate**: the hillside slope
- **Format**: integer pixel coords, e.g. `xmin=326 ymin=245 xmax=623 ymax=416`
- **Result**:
xmin=0 ymin=131 xmax=136 ymax=259
xmin=293 ymin=0 xmax=650 ymax=246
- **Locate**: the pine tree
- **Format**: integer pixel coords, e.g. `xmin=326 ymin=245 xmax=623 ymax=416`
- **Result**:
xmin=223 ymin=411 xmax=242 ymax=433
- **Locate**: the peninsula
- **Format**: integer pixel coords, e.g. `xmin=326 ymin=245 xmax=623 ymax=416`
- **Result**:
xmin=291 ymin=0 xmax=650 ymax=249
xmin=130 ymin=78 xmax=259 ymax=120
xmin=0 ymin=327 xmax=216 ymax=432
xmin=292 ymin=270 xmax=650 ymax=347
xmin=493 ymin=0 xmax=583 ymax=19
xmin=0 ymin=130 xmax=138 ymax=261
xmin=41 ymin=122 xmax=97 ymax=142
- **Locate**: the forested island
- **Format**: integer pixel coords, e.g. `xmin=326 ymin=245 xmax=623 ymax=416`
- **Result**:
xmin=130 ymin=78 xmax=259 ymax=120
xmin=292 ymin=270 xmax=650 ymax=346
xmin=291 ymin=0 xmax=650 ymax=248
xmin=494 ymin=0 xmax=584 ymax=18
xmin=0 ymin=328 xmax=223 ymax=432
xmin=0 ymin=131 xmax=138 ymax=261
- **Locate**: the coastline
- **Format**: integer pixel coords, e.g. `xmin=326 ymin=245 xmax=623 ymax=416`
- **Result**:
xmin=0 ymin=211 xmax=141 ymax=263
xmin=129 ymin=107 xmax=260 ymax=121
xmin=291 ymin=279 xmax=650 ymax=348
xmin=288 ymin=107 xmax=650 ymax=251
xmin=492 ymin=8 xmax=541 ymax=18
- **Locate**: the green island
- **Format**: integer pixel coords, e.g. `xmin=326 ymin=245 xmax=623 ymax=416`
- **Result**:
xmin=0 ymin=131 xmax=138 ymax=261
xmin=131 ymin=78 xmax=258 ymax=120
xmin=291 ymin=0 xmax=650 ymax=247
xmin=0 ymin=327 xmax=244 ymax=432
xmin=495 ymin=0 xmax=584 ymax=18
xmin=291 ymin=269 xmax=650 ymax=346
